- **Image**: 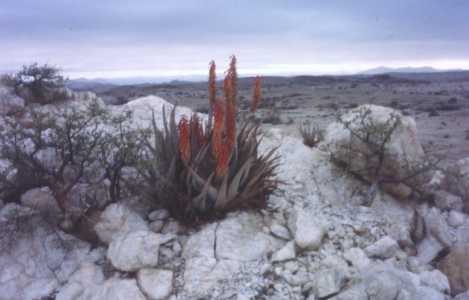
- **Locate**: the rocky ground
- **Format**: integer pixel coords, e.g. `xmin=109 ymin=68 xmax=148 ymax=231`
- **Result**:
xmin=95 ymin=73 xmax=469 ymax=164
xmin=0 ymin=81 xmax=469 ymax=300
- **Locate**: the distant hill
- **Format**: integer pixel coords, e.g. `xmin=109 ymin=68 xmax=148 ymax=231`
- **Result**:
xmin=360 ymin=66 xmax=441 ymax=75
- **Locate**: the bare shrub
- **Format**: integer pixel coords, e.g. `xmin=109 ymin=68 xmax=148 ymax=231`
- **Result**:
xmin=136 ymin=57 xmax=279 ymax=225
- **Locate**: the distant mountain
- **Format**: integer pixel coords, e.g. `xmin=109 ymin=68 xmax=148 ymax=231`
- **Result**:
xmin=360 ymin=66 xmax=441 ymax=75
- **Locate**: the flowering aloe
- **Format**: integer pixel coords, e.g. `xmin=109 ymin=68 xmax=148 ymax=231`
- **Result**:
xmin=139 ymin=56 xmax=279 ymax=225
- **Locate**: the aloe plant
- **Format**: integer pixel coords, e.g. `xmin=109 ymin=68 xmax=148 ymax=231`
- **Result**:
xmin=137 ymin=56 xmax=279 ymax=224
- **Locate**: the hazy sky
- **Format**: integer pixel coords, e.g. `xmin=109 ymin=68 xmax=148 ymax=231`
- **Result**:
xmin=1 ymin=0 xmax=469 ymax=78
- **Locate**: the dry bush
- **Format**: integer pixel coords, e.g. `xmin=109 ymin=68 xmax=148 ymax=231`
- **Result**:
xmin=3 ymin=63 xmax=68 ymax=104
xmin=298 ymin=122 xmax=324 ymax=148
xmin=136 ymin=57 xmax=279 ymax=225
xmin=0 ymin=101 xmax=143 ymax=221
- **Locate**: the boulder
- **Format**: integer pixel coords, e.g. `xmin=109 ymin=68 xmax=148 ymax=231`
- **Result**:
xmin=94 ymin=203 xmax=148 ymax=244
xmin=438 ymin=243 xmax=469 ymax=295
xmin=137 ymin=268 xmax=173 ymax=300
xmin=324 ymin=105 xmax=425 ymax=199
xmin=107 ymin=230 xmax=161 ymax=272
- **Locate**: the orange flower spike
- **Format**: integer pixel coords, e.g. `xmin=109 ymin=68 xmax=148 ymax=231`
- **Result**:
xmin=229 ymin=55 xmax=238 ymax=103
xmin=211 ymin=99 xmax=225 ymax=160
xmin=208 ymin=61 xmax=217 ymax=109
xmin=178 ymin=116 xmax=191 ymax=163
xmin=251 ymin=76 xmax=262 ymax=113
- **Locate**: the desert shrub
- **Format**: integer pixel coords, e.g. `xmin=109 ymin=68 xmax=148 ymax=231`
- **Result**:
xmin=3 ymin=63 xmax=68 ymax=104
xmin=136 ymin=57 xmax=279 ymax=225
xmin=0 ymin=101 xmax=111 ymax=216
xmin=328 ymin=106 xmax=439 ymax=202
xmin=299 ymin=122 xmax=324 ymax=148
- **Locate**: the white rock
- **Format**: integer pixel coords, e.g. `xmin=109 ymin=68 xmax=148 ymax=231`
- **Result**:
xmin=114 ymin=95 xmax=206 ymax=131
xmin=0 ymin=205 xmax=97 ymax=300
xmin=137 ymin=268 xmax=173 ymax=300
xmin=161 ymin=220 xmax=182 ymax=235
xmin=417 ymin=236 xmax=446 ymax=265
xmin=419 ymin=270 xmax=450 ymax=293
xmin=448 ymin=210 xmax=466 ymax=227
xmin=216 ymin=212 xmax=279 ymax=261
xmin=343 ymin=247 xmax=372 ymax=271
xmin=56 ymin=263 xmax=105 ymax=300
xmin=271 ymin=241 xmax=296 ymax=262
xmin=310 ymin=269 xmax=346 ymax=298
xmin=149 ymin=220 xmax=165 ymax=233
xmin=148 ymin=209 xmax=170 ymax=221
xmin=270 ymin=223 xmax=291 ymax=240
xmin=365 ymin=236 xmax=400 ymax=259
xmin=94 ymin=203 xmax=148 ymax=244
xmin=433 ymin=190 xmax=463 ymax=211
xmin=89 ymin=278 xmax=146 ymax=300
xmin=107 ymin=230 xmax=161 ymax=272
xmin=20 ymin=186 xmax=61 ymax=215
xmin=290 ymin=210 xmax=326 ymax=250
xmin=415 ymin=286 xmax=447 ymax=300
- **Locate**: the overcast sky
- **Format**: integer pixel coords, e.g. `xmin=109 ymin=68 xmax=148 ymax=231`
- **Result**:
xmin=1 ymin=0 xmax=469 ymax=78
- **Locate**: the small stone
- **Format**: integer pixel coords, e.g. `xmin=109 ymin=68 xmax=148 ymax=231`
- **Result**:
xmin=137 ymin=268 xmax=173 ymax=300
xmin=94 ymin=203 xmax=148 ymax=244
xmin=148 ymin=209 xmax=169 ymax=221
xmin=107 ymin=230 xmax=161 ymax=272
xmin=161 ymin=220 xmax=182 ymax=234
xmin=149 ymin=220 xmax=165 ymax=233
xmin=271 ymin=241 xmax=296 ymax=262
xmin=270 ymin=223 xmax=291 ymax=240
xmin=419 ymin=270 xmax=450 ymax=293
xmin=365 ymin=236 xmax=399 ymax=259
xmin=291 ymin=212 xmax=326 ymax=250
xmin=448 ymin=210 xmax=466 ymax=227
xmin=433 ymin=190 xmax=463 ymax=211
xmin=343 ymin=247 xmax=371 ymax=271
xmin=310 ymin=269 xmax=346 ymax=298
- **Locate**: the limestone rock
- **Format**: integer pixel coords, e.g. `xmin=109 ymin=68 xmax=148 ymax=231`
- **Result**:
xmin=365 ymin=236 xmax=400 ymax=259
xmin=324 ymin=105 xmax=425 ymax=199
xmin=94 ymin=203 xmax=148 ymax=244
xmin=271 ymin=241 xmax=296 ymax=262
xmin=107 ymin=230 xmax=161 ymax=272
xmin=137 ymin=268 xmax=173 ymax=300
